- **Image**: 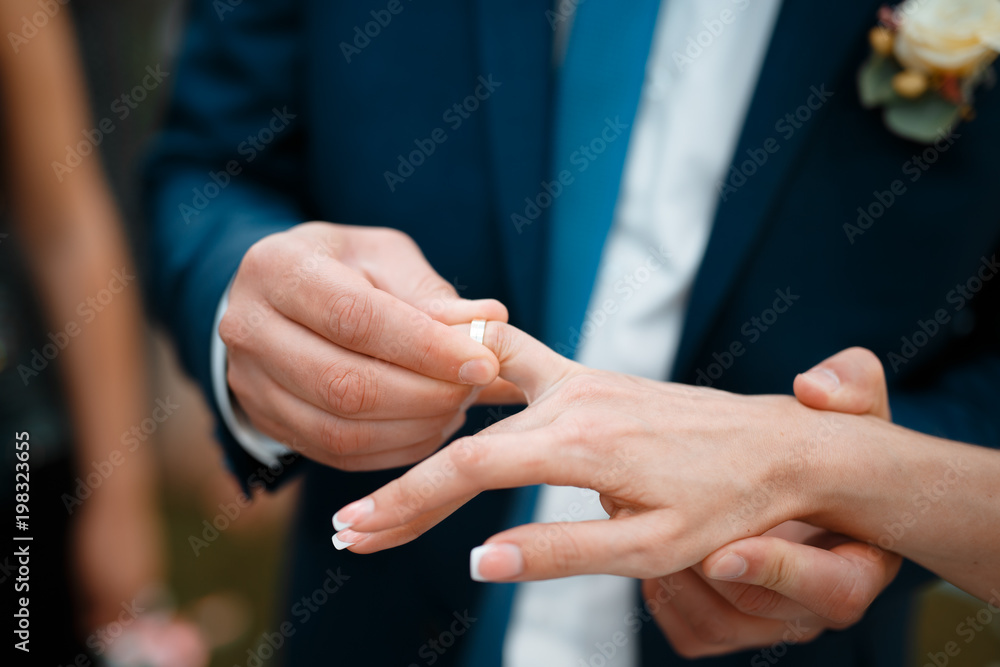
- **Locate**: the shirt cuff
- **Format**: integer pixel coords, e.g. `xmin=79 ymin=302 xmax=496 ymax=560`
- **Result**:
xmin=211 ymin=281 xmax=293 ymax=468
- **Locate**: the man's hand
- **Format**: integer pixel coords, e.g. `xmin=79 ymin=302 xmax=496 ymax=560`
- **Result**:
xmin=330 ymin=322 xmax=857 ymax=581
xmin=640 ymin=348 xmax=902 ymax=657
xmin=219 ymin=222 xmax=508 ymax=470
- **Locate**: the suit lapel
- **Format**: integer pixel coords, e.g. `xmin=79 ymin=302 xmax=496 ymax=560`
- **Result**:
xmin=672 ymin=0 xmax=883 ymax=381
xmin=472 ymin=0 xmax=553 ymax=335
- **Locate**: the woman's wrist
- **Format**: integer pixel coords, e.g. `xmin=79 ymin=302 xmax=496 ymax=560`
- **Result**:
xmin=792 ymin=410 xmax=900 ymax=540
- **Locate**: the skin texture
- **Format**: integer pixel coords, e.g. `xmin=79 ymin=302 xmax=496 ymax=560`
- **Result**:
xmin=333 ymin=326 xmax=1000 ymax=655
xmin=220 ymin=222 xmax=508 ymax=470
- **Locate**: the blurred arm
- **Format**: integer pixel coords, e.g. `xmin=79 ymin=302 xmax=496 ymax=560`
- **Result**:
xmin=0 ymin=0 xmax=161 ymax=626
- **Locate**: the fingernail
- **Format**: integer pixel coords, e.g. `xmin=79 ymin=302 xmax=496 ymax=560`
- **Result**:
xmin=332 ymin=498 xmax=374 ymax=531
xmin=459 ymin=359 xmax=493 ymax=385
xmin=709 ymin=553 xmax=747 ymax=580
xmin=803 ymin=367 xmax=840 ymax=392
xmin=470 ymin=543 xmax=524 ymax=582
xmin=332 ymin=529 xmax=364 ymax=551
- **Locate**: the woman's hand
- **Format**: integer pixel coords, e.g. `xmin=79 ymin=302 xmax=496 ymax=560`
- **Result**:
xmin=329 ymin=322 xmax=859 ymax=582
xmin=641 ymin=348 xmax=902 ymax=657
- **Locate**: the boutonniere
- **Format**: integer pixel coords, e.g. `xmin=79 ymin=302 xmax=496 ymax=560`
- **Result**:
xmin=858 ymin=0 xmax=1000 ymax=143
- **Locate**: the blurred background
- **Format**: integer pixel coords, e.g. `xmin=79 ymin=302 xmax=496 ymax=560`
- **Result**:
xmin=0 ymin=1 xmax=997 ymax=666
xmin=2 ymin=1 xmax=298 ymax=665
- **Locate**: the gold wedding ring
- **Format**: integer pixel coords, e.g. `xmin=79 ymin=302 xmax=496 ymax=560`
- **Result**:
xmin=470 ymin=319 xmax=487 ymax=345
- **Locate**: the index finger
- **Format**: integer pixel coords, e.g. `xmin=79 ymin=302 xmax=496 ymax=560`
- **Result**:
xmin=258 ymin=245 xmax=500 ymax=385
xmin=333 ymin=424 xmax=589 ymax=535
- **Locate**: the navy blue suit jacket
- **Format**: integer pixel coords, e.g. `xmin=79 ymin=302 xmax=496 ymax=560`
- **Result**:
xmin=145 ymin=1 xmax=1000 ymax=665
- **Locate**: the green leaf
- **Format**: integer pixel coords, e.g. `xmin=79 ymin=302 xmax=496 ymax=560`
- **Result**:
xmin=884 ymin=94 xmax=963 ymax=143
xmin=858 ymin=54 xmax=902 ymax=108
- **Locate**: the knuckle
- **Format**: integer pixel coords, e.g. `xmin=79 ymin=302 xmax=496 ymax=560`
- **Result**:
xmin=568 ymin=411 xmax=614 ymax=443
xmin=449 ymin=436 xmax=490 ymax=477
xmin=558 ymin=373 xmax=605 ymax=404
xmin=317 ymin=360 xmax=376 ymax=416
xmin=405 ymin=329 xmax=438 ymax=369
xmin=218 ymin=308 xmax=250 ymax=349
xmin=323 ymin=288 xmax=383 ymax=349
xmin=240 ymin=236 xmax=271 ymax=274
xmin=759 ymin=555 xmax=794 ymax=593
xmin=849 ymin=346 xmax=884 ymax=376
xmin=411 ymin=269 xmax=454 ymax=304
xmin=376 ymin=226 xmax=416 ymax=248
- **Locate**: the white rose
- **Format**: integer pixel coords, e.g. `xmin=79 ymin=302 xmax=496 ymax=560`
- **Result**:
xmin=894 ymin=0 xmax=1000 ymax=76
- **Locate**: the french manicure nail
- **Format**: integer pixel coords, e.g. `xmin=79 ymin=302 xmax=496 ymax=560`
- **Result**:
xmin=710 ymin=553 xmax=747 ymax=579
xmin=804 ymin=367 xmax=840 ymax=392
xmin=470 ymin=543 xmax=524 ymax=582
xmin=332 ymin=529 xmax=364 ymax=551
xmin=332 ymin=498 xmax=374 ymax=531
xmin=459 ymin=359 xmax=492 ymax=385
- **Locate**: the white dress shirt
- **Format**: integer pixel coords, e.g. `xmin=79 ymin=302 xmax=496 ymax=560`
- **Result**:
xmin=210 ymin=0 xmax=783 ymax=661
xmin=503 ymin=1 xmax=783 ymax=665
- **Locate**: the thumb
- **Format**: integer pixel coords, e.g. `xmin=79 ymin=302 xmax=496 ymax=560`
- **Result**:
xmin=347 ymin=227 xmax=509 ymax=325
xmin=793 ymin=347 xmax=890 ymax=420
xmin=703 ymin=536 xmax=896 ymax=625
xmin=451 ymin=321 xmax=579 ymax=404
